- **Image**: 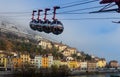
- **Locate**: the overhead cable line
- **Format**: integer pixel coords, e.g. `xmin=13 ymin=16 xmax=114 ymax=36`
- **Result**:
xmin=0 ymin=0 xmax=99 ymax=15
xmin=57 ymin=5 xmax=107 ymax=14
xmin=0 ymin=12 xmax=31 ymax=14
xmin=59 ymin=0 xmax=95 ymax=6
xmin=4 ymin=16 xmax=120 ymax=20
xmin=59 ymin=17 xmax=120 ymax=20
xmin=60 ymin=0 xmax=99 ymax=9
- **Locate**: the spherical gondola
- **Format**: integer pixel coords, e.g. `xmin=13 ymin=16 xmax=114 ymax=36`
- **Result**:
xmin=36 ymin=20 xmax=44 ymax=32
xmin=43 ymin=19 xmax=52 ymax=33
xmin=51 ymin=20 xmax=64 ymax=35
xmin=29 ymin=19 xmax=37 ymax=30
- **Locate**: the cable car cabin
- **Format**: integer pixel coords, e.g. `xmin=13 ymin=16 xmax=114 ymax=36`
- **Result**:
xmin=29 ymin=19 xmax=37 ymax=30
xmin=100 ymin=0 xmax=120 ymax=12
xmin=36 ymin=20 xmax=44 ymax=32
xmin=51 ymin=20 xmax=64 ymax=35
xmin=100 ymin=0 xmax=120 ymax=4
xmin=43 ymin=19 xmax=52 ymax=33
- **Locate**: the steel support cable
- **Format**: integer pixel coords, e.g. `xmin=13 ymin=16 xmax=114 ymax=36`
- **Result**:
xmin=2 ymin=11 xmax=117 ymax=18
xmin=56 ymin=11 xmax=117 ymax=15
xmin=59 ymin=0 xmax=96 ymax=6
xmin=57 ymin=5 xmax=106 ymax=14
xmin=60 ymin=0 xmax=99 ymax=9
xmin=3 ymin=17 xmax=120 ymax=20
xmin=0 ymin=12 xmax=31 ymax=14
xmin=0 ymin=0 xmax=99 ymax=15
xmin=59 ymin=17 xmax=120 ymax=20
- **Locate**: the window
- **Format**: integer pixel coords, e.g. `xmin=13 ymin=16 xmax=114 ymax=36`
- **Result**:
xmin=36 ymin=60 xmax=38 ymax=62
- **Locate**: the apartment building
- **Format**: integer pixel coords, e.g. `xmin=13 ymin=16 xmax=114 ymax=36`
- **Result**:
xmin=87 ymin=61 xmax=97 ymax=72
xmin=97 ymin=58 xmax=106 ymax=68
xmin=34 ymin=54 xmax=53 ymax=68
xmin=109 ymin=60 xmax=118 ymax=68
xmin=38 ymin=40 xmax=52 ymax=49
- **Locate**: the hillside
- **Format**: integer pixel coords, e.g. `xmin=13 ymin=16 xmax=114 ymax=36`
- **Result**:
xmin=0 ymin=19 xmax=98 ymax=61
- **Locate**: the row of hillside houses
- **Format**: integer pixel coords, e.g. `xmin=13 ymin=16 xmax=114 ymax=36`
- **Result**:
xmin=0 ymin=51 xmax=119 ymax=72
xmin=38 ymin=39 xmax=80 ymax=57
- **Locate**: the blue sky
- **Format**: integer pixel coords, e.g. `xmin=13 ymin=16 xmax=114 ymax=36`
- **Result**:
xmin=0 ymin=0 xmax=120 ymax=62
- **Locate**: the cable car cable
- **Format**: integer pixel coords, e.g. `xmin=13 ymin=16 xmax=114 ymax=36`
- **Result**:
xmin=59 ymin=17 xmax=120 ymax=20
xmin=60 ymin=0 xmax=99 ymax=9
xmin=0 ymin=0 xmax=99 ymax=15
xmin=59 ymin=0 xmax=96 ymax=6
xmin=57 ymin=5 xmax=106 ymax=14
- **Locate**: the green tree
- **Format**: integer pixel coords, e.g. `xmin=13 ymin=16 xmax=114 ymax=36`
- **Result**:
xmin=85 ymin=54 xmax=92 ymax=61
xmin=0 ymin=39 xmax=6 ymax=50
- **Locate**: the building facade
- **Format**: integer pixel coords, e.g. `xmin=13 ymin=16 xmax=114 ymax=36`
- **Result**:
xmin=38 ymin=40 xmax=52 ymax=49
xmin=97 ymin=58 xmax=106 ymax=68
xmin=12 ymin=57 xmax=22 ymax=69
xmin=87 ymin=61 xmax=97 ymax=72
xmin=20 ymin=53 xmax=30 ymax=63
xmin=34 ymin=55 xmax=53 ymax=68
xmin=80 ymin=61 xmax=87 ymax=71
xmin=67 ymin=60 xmax=79 ymax=69
xmin=109 ymin=60 xmax=118 ymax=68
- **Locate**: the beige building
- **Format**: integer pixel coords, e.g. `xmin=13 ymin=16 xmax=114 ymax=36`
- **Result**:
xmin=38 ymin=40 xmax=52 ymax=49
xmin=0 ymin=52 xmax=7 ymax=65
xmin=53 ymin=42 xmax=67 ymax=52
xmin=67 ymin=60 xmax=79 ymax=69
xmin=80 ymin=61 xmax=87 ymax=71
xmin=53 ymin=60 xmax=61 ymax=68
xmin=60 ymin=60 xmax=68 ymax=66
xmin=20 ymin=53 xmax=30 ymax=63
xmin=77 ymin=52 xmax=81 ymax=56
xmin=97 ymin=58 xmax=106 ymax=68
xmin=0 ymin=52 xmax=13 ymax=69
xmin=62 ymin=47 xmax=77 ymax=57
xmin=109 ymin=60 xmax=118 ymax=68
xmin=87 ymin=61 xmax=97 ymax=72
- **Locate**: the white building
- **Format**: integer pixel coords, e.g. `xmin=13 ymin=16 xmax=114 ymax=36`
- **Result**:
xmin=34 ymin=55 xmax=42 ymax=68
xmin=80 ymin=61 xmax=87 ymax=71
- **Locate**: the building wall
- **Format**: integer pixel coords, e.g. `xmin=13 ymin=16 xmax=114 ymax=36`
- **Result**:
xmin=34 ymin=55 xmax=53 ymax=68
xmin=62 ymin=47 xmax=77 ymax=57
xmin=12 ymin=58 xmax=22 ymax=69
xmin=60 ymin=61 xmax=68 ymax=66
xmin=0 ymin=53 xmax=7 ymax=64
xmin=80 ymin=62 xmax=87 ymax=71
xmin=48 ymin=56 xmax=53 ymax=67
xmin=62 ymin=50 xmax=71 ymax=57
xmin=87 ymin=61 xmax=96 ymax=72
xmin=97 ymin=60 xmax=106 ymax=68
xmin=42 ymin=57 xmax=48 ymax=68
xmin=109 ymin=61 xmax=118 ymax=68
xmin=38 ymin=40 xmax=52 ymax=49
xmin=67 ymin=61 xmax=79 ymax=69
xmin=34 ymin=56 xmax=42 ymax=68
xmin=58 ymin=45 xmax=67 ymax=52
xmin=20 ymin=54 xmax=30 ymax=63
xmin=53 ymin=60 xmax=61 ymax=68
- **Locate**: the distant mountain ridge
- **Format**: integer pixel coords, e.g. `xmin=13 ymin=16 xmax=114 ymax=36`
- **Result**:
xmin=0 ymin=19 xmax=59 ymax=43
